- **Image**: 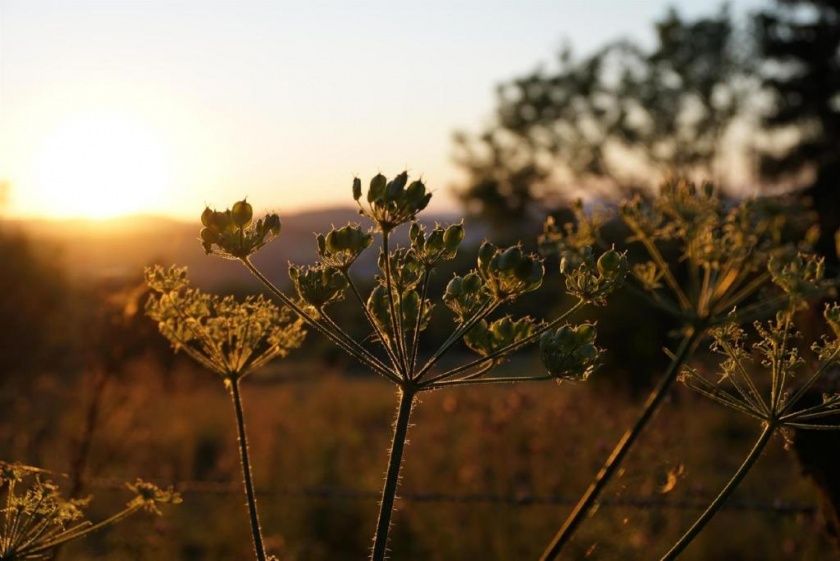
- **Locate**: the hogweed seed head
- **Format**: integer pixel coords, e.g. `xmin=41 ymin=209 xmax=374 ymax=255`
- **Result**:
xmin=476 ymin=242 xmax=544 ymax=300
xmin=0 ymin=463 xmax=178 ymax=560
xmin=377 ymin=248 xmax=423 ymax=292
xmin=355 ymin=172 xmax=432 ymax=231
xmin=145 ymin=265 xmax=306 ymax=380
xmin=126 ymin=479 xmax=182 ymax=515
xmin=616 ymin=178 xmax=825 ymax=324
xmin=289 ymin=264 xmax=348 ymax=312
xmin=768 ymin=252 xmax=833 ymax=307
xmin=200 ymin=200 xmax=281 ymax=258
xmin=443 ymin=272 xmax=491 ymax=324
xmin=539 ymin=200 xmax=606 ymax=270
xmin=562 ymin=247 xmax=628 ymax=306
xmin=539 ymin=323 xmax=600 ymax=382
xmin=463 ymin=316 xmax=536 ymax=361
xmin=409 ymin=221 xmax=464 ymax=266
xmin=367 ymin=285 xmax=433 ymax=343
xmin=317 ymin=223 xmax=373 ymax=270
xmin=680 ymin=306 xmax=840 ymax=426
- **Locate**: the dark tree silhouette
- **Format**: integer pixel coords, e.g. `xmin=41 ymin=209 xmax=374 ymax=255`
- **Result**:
xmin=757 ymin=0 xmax=840 ymax=257
xmin=454 ymin=6 xmax=750 ymax=237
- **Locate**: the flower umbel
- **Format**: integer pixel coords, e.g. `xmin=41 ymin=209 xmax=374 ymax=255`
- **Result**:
xmin=354 ymin=172 xmax=432 ymax=231
xmin=145 ymin=265 xmax=306 ymax=380
xmin=0 ymin=463 xmax=179 ymax=560
xmin=660 ymin=306 xmax=840 ymax=560
xmin=200 ymin=200 xmax=281 ymax=258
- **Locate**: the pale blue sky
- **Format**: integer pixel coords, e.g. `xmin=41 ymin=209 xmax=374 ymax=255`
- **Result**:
xmin=0 ymin=0 xmax=761 ymax=218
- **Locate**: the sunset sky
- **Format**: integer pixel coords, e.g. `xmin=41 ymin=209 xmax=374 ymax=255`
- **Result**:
xmin=0 ymin=0 xmax=760 ymax=219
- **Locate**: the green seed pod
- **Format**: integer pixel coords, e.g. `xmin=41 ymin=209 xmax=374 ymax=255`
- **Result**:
xmin=200 ymin=227 xmax=219 ymax=244
xmin=575 ymin=322 xmax=596 ymax=342
xmin=597 ymin=249 xmax=623 ymax=276
xmin=264 ymin=214 xmax=281 ymax=235
xmin=325 ymin=229 xmax=341 ymax=252
xmin=463 ymin=271 xmax=483 ymax=293
xmin=539 ymin=323 xmax=598 ymax=381
xmin=444 ymin=223 xmax=464 ymax=251
xmin=386 ymin=173 xmax=408 ymax=200
xmin=211 ymin=210 xmax=233 ymax=232
xmin=369 ymin=174 xmax=387 ymax=203
xmin=405 ymin=180 xmax=425 ymax=203
xmin=367 ymin=285 xmax=392 ymax=332
xmin=410 ymin=222 xmax=422 ymax=245
xmin=444 ymin=276 xmax=463 ymax=297
xmin=400 ymin=290 xmax=421 ymax=327
xmin=513 ymin=255 xmax=536 ymax=281
xmin=418 ymin=193 xmax=432 ymax=211
xmin=316 ymin=234 xmax=327 ymax=255
xmin=201 ymin=207 xmax=214 ymax=228
xmin=495 ymin=246 xmax=523 ymax=272
xmin=477 ymin=242 xmax=496 ymax=276
xmin=353 ymin=177 xmax=362 ymax=201
xmin=427 ymin=228 xmax=445 ymax=253
xmin=231 ymin=200 xmax=253 ymax=228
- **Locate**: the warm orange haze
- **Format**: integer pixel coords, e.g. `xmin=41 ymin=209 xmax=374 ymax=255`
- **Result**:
xmin=3 ymin=1 xmax=840 ymax=561
xmin=0 ymin=0 xmax=763 ymax=220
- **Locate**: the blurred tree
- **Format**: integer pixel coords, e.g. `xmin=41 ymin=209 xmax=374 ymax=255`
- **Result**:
xmin=454 ymin=5 xmax=751 ymax=239
xmin=757 ymin=0 xmax=840 ymax=257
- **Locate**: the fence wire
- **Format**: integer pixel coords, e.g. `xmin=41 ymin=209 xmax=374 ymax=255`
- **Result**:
xmin=86 ymin=477 xmax=816 ymax=516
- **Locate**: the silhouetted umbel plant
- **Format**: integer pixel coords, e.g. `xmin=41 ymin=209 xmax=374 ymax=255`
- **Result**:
xmin=145 ymin=266 xmax=306 ymax=561
xmin=661 ymin=295 xmax=840 ymax=559
xmin=194 ymin=171 xmax=626 ymax=561
xmin=538 ymin=179 xmax=823 ymax=560
xmin=0 ymin=462 xmax=179 ymax=560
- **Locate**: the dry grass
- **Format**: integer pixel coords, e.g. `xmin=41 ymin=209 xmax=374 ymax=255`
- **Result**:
xmin=2 ymin=355 xmax=833 ymax=560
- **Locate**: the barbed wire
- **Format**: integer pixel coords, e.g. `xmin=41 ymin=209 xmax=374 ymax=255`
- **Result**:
xmin=85 ymin=477 xmax=816 ymax=516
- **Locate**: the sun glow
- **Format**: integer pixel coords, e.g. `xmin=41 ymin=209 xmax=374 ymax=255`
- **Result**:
xmin=27 ymin=112 xmax=171 ymax=219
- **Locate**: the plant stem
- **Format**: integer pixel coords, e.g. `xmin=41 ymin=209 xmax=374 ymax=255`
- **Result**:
xmin=242 ymin=257 xmax=392 ymax=377
xmin=659 ymin=422 xmax=774 ymax=561
xmin=21 ymin=504 xmax=142 ymax=557
xmin=228 ymin=378 xmax=268 ymax=561
xmin=382 ymin=232 xmax=409 ymax=375
xmin=539 ymin=328 xmax=702 ymax=561
xmin=371 ymin=387 xmax=415 ymax=561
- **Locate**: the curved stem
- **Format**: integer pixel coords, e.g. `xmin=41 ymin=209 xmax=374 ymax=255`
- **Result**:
xmin=539 ymin=328 xmax=702 ymax=561
xmin=659 ymin=423 xmax=774 ymax=561
xmin=371 ymin=388 xmax=415 ymax=561
xmin=228 ymin=378 xmax=268 ymax=561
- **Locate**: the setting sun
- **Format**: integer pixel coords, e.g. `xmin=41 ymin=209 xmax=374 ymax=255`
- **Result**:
xmin=27 ymin=112 xmax=171 ymax=219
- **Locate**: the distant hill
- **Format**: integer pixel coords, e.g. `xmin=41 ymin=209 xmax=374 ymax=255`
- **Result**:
xmin=3 ymin=207 xmax=479 ymax=291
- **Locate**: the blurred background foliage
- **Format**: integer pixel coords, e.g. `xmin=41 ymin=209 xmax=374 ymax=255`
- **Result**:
xmin=3 ymin=0 xmax=840 ymax=559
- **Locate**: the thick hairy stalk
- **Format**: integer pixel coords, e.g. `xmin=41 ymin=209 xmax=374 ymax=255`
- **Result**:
xmin=371 ymin=388 xmax=415 ymax=561
xmin=539 ymin=329 xmax=702 ymax=561
xmin=660 ymin=423 xmax=774 ymax=561
xmin=229 ymin=379 xmax=268 ymax=561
